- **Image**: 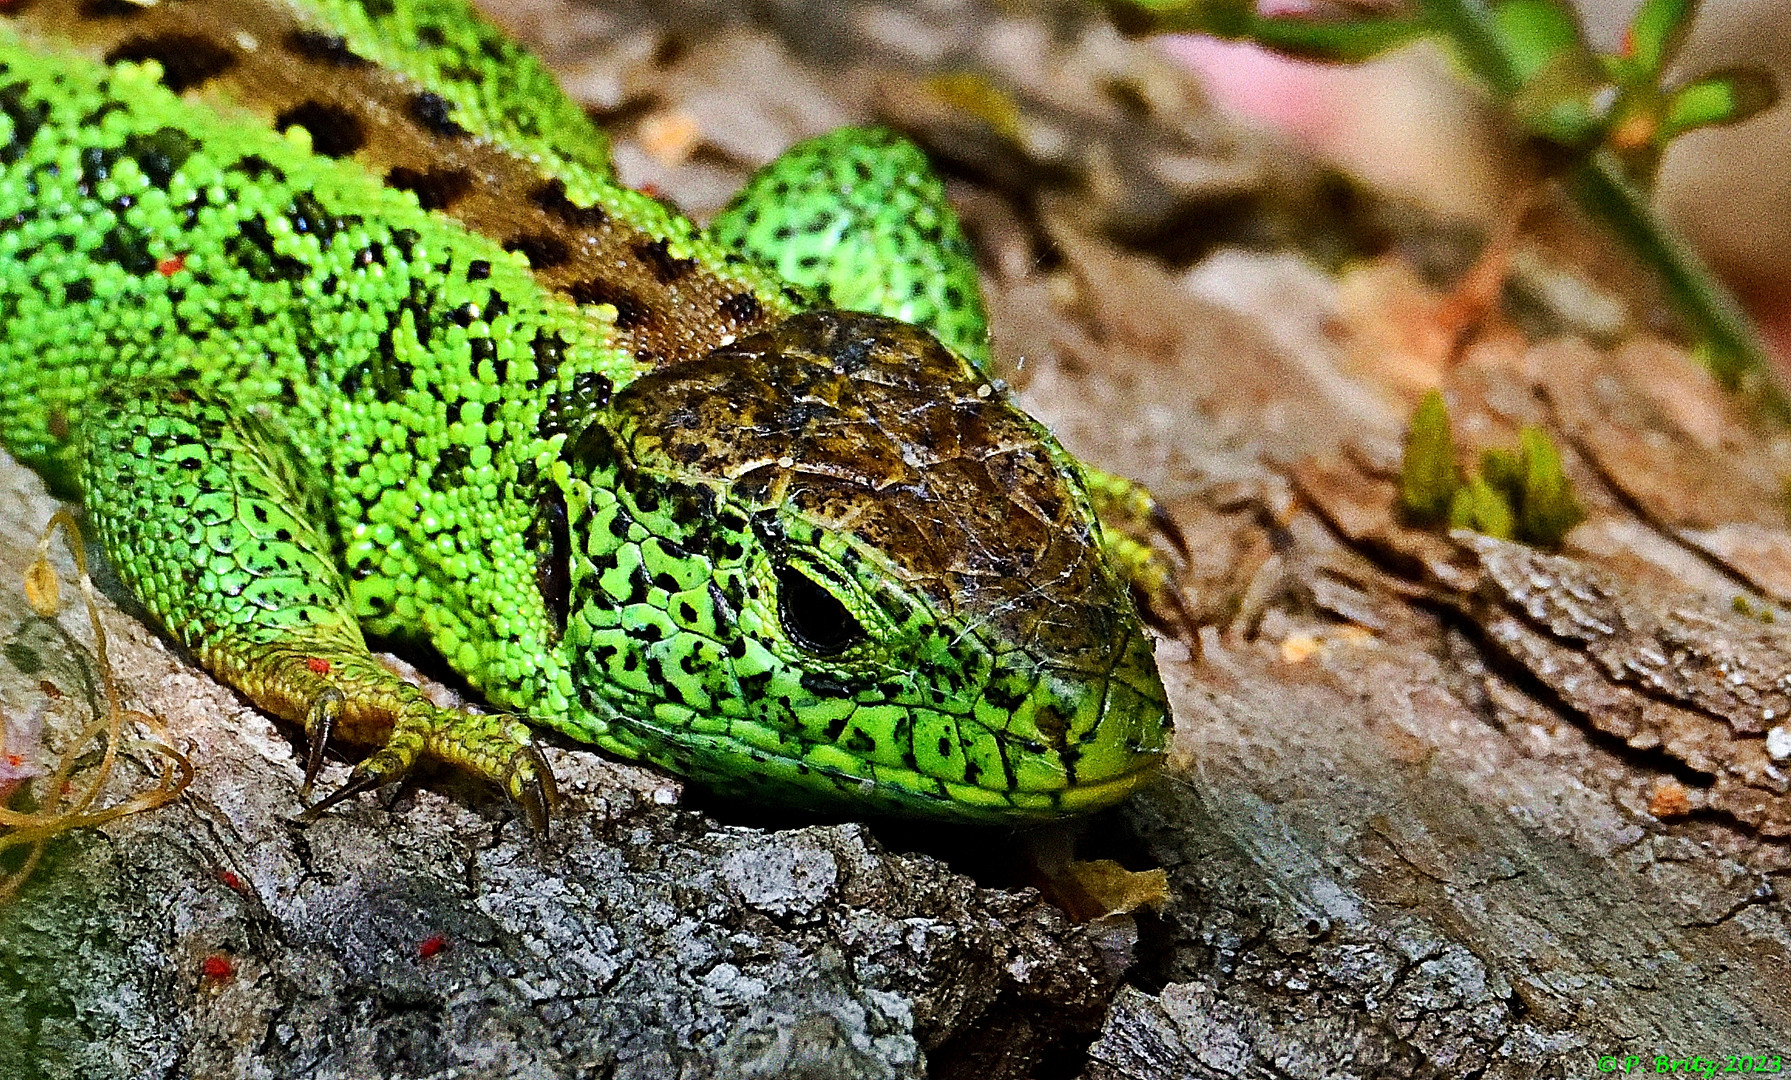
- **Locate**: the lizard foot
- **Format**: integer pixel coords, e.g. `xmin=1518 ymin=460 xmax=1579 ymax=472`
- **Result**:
xmin=1083 ymin=468 xmax=1194 ymax=633
xmin=301 ymin=702 xmax=557 ymax=831
xmin=256 ymin=651 xmax=556 ymax=830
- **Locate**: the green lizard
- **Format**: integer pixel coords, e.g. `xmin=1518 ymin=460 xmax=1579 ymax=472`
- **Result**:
xmin=0 ymin=0 xmax=1172 ymax=826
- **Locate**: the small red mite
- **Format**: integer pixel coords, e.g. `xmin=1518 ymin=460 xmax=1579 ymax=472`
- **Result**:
xmin=418 ymin=934 xmax=448 ymax=959
xmin=155 ymin=254 xmax=186 ymax=276
xmin=219 ymin=870 xmax=243 ymax=891
xmin=306 ymin=657 xmax=332 ymax=674
xmin=201 ymin=955 xmax=234 ymax=980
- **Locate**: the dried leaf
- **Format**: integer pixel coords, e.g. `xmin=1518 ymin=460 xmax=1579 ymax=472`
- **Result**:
xmin=1063 ymin=859 xmax=1170 ymax=916
xmin=23 ymin=556 xmax=59 ymax=618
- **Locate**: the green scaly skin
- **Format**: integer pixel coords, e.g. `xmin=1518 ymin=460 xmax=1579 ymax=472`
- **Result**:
xmin=0 ymin=0 xmax=1172 ymax=824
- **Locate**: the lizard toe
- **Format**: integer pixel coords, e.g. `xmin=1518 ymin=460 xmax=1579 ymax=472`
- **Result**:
xmin=298 ymin=761 xmax=393 ymax=822
xmin=505 ymin=742 xmax=558 ymax=834
xmin=301 ymin=703 xmax=553 ymax=828
xmin=299 ymin=684 xmax=348 ymax=800
xmin=1150 ymin=500 xmax=1191 ymax=559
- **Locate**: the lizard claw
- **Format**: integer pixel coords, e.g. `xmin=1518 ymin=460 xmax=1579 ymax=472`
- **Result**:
xmin=299 ymin=685 xmax=347 ymax=801
xmin=1150 ymin=501 xmax=1191 ymax=559
xmin=507 ymin=742 xmax=558 ymax=834
xmin=298 ymin=734 xmax=419 ymax=821
xmin=298 ymin=762 xmax=390 ymax=822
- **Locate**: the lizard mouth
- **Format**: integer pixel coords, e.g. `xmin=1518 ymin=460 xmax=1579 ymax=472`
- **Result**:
xmin=1047 ymin=761 xmax=1166 ymax=815
xmin=604 ymin=709 xmax=1167 ymax=823
xmin=592 ymin=626 xmax=1172 ymax=823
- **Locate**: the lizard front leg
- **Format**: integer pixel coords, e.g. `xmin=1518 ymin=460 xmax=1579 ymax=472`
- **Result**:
xmin=76 ymin=382 xmax=555 ymax=827
xmin=707 ymin=125 xmax=995 ymax=375
xmin=1081 ymin=466 xmax=1192 ymax=628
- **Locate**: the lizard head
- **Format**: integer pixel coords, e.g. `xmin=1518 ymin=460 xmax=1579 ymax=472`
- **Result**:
xmin=561 ymin=310 xmax=1170 ymax=820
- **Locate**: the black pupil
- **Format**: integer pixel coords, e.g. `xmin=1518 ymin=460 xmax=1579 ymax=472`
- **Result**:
xmin=775 ymin=565 xmax=863 ymax=654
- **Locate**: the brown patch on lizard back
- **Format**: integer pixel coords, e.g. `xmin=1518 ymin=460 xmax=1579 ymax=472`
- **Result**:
xmin=104 ymin=32 xmax=237 ymax=92
xmin=9 ymin=0 xmax=789 ymax=367
xmin=384 ymin=165 xmax=474 ymax=211
xmin=503 ymin=233 xmax=572 ymax=269
xmin=77 ymin=0 xmax=142 ymax=19
xmin=275 ymin=100 xmax=365 ymax=158
xmin=282 ymin=28 xmax=371 ymax=69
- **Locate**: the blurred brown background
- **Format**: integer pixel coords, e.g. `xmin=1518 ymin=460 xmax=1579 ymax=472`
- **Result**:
xmin=1163 ymin=0 xmax=1791 ymax=362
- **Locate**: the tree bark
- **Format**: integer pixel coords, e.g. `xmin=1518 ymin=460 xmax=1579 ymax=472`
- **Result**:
xmin=2 ymin=1 xmax=1786 ymax=1077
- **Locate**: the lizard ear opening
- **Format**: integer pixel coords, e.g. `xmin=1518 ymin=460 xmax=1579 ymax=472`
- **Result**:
xmin=529 ymin=487 xmax=570 ymax=637
xmin=775 ymin=563 xmax=863 ymax=655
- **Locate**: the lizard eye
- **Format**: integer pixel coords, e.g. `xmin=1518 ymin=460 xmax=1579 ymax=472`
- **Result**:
xmin=775 ymin=564 xmax=864 ymax=655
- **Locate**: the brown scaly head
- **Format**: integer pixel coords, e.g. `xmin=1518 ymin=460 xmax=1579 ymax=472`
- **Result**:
xmin=563 ymin=310 xmax=1172 ymax=820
